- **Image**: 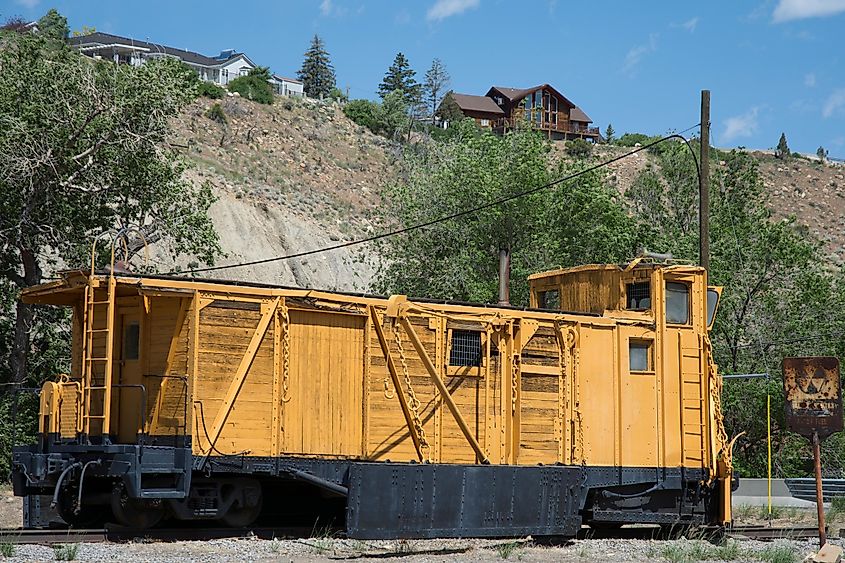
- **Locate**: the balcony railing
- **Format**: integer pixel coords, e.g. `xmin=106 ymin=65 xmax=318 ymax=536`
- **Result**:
xmin=493 ymin=117 xmax=600 ymax=136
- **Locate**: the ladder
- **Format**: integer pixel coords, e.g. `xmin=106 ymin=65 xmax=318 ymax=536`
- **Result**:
xmin=80 ymin=238 xmax=118 ymax=442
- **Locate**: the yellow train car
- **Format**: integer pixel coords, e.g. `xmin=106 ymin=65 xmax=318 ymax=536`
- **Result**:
xmin=12 ymin=259 xmax=733 ymax=537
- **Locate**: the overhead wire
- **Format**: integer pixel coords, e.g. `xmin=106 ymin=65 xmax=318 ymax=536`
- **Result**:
xmin=168 ymin=123 xmax=701 ymax=276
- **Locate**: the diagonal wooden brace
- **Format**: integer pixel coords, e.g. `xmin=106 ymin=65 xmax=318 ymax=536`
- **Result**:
xmin=369 ymin=306 xmax=425 ymax=462
xmin=398 ymin=315 xmax=490 ymax=464
xmin=204 ymin=296 xmax=280 ymax=455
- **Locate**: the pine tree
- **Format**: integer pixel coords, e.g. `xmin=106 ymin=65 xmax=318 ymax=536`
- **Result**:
xmin=423 ymin=58 xmax=450 ymax=124
xmin=604 ymin=123 xmax=615 ymax=144
xmin=297 ymin=34 xmax=336 ymax=98
xmin=775 ymin=132 xmax=790 ymax=160
xmin=378 ymin=52 xmax=420 ymax=107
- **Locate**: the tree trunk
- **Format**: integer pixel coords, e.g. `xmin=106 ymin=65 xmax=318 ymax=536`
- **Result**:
xmin=10 ymin=247 xmax=42 ymax=385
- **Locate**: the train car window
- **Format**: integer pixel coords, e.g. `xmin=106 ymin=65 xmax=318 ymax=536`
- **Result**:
xmin=123 ymin=322 xmax=140 ymax=360
xmin=629 ymin=340 xmax=653 ymax=372
xmin=449 ymin=330 xmax=482 ymax=367
xmin=538 ymin=289 xmax=560 ymax=310
xmin=707 ymin=288 xmax=720 ymax=328
xmin=626 ymin=282 xmax=651 ymax=310
xmin=665 ymin=282 xmax=690 ymax=324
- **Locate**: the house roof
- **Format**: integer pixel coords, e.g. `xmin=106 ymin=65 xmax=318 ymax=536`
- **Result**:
xmin=272 ymin=74 xmax=303 ymax=85
xmin=68 ymin=32 xmax=251 ymax=68
xmin=570 ymin=107 xmax=592 ymax=123
xmin=449 ymin=93 xmax=505 ymax=115
xmin=487 ymin=84 xmax=577 ymax=109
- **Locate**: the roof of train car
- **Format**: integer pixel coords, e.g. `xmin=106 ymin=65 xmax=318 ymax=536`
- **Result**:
xmin=22 ymin=269 xmax=607 ymax=317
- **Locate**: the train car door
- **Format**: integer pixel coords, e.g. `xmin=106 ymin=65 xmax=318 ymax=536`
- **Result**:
xmin=115 ymin=308 xmax=142 ymax=444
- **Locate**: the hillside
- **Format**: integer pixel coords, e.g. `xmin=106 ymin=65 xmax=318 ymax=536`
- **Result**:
xmin=156 ymin=95 xmax=399 ymax=290
xmin=159 ymin=96 xmax=845 ymax=293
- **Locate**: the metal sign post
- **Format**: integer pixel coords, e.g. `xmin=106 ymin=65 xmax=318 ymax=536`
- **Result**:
xmin=782 ymin=357 xmax=843 ymax=548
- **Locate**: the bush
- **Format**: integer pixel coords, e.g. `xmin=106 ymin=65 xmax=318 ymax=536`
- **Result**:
xmin=53 ymin=543 xmax=79 ymax=561
xmin=343 ymin=99 xmax=379 ymax=133
xmin=617 ymin=132 xmax=656 ymax=147
xmin=565 ymin=138 xmax=593 ymax=159
xmin=227 ymin=67 xmax=274 ymax=105
xmin=197 ymin=81 xmax=225 ymax=99
xmin=205 ymin=103 xmax=227 ymax=124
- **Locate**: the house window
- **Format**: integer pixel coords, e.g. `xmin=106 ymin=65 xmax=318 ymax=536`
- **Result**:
xmin=629 ymin=339 xmax=653 ymax=372
xmin=626 ymin=282 xmax=651 ymax=311
xmin=449 ymin=330 xmax=482 ymax=367
xmin=538 ymin=289 xmax=560 ymax=310
xmin=666 ymin=282 xmax=690 ymax=324
xmin=222 ymin=69 xmax=229 ymax=83
xmin=239 ymin=68 xmax=248 ymax=77
xmin=480 ymin=119 xmax=490 ymax=126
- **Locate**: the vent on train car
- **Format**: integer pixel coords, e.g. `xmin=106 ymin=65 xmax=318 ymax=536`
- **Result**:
xmin=449 ymin=330 xmax=482 ymax=367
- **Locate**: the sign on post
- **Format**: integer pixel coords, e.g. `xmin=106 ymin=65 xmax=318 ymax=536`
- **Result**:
xmin=783 ymin=357 xmax=843 ymax=438
xmin=782 ymin=356 xmax=843 ymax=548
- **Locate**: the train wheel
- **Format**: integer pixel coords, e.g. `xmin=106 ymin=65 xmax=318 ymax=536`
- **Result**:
xmin=55 ymin=481 xmax=105 ymax=528
xmin=220 ymin=479 xmax=263 ymax=527
xmin=110 ymin=484 xmax=165 ymax=529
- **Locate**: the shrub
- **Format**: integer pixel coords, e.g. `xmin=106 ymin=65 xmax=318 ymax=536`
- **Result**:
xmin=206 ymin=103 xmax=227 ymax=124
xmin=565 ymin=138 xmax=593 ymax=159
xmin=197 ymin=81 xmax=225 ymax=99
xmin=0 ymin=540 xmax=14 ymax=558
xmin=617 ymin=132 xmax=655 ymax=147
xmin=53 ymin=543 xmax=79 ymax=561
xmin=227 ymin=67 xmax=274 ymax=105
xmin=343 ymin=99 xmax=379 ymax=132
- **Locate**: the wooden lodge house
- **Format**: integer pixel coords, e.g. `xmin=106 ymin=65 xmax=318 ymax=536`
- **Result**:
xmin=440 ymin=84 xmax=599 ymax=141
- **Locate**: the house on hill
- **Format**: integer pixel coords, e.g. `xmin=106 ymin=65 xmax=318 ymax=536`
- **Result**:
xmin=440 ymin=84 xmax=599 ymax=141
xmin=68 ymin=32 xmax=301 ymax=96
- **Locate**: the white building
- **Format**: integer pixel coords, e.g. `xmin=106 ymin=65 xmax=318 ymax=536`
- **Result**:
xmin=68 ymin=32 xmax=299 ymax=94
xmin=270 ymin=74 xmax=304 ymax=97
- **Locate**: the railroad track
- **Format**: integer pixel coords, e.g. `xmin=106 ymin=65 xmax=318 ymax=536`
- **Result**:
xmin=0 ymin=526 xmax=316 ymax=544
xmin=0 ymin=524 xmax=829 ymax=545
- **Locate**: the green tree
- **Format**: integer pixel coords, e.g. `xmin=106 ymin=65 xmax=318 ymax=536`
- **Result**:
xmin=373 ymin=121 xmax=636 ymax=304
xmin=604 ymin=123 xmax=615 ymax=144
xmin=422 ymin=58 xmax=450 ymax=124
xmin=227 ymin=66 xmax=274 ymax=104
xmin=343 ymin=99 xmax=379 ymax=132
xmin=377 ymin=52 xmax=420 ymax=107
xmin=36 ymin=8 xmax=68 ymax=42
xmin=297 ymin=34 xmax=336 ymax=98
xmin=817 ymin=146 xmax=829 ymax=162
xmin=565 ymin=138 xmax=593 ymax=159
xmin=435 ymin=91 xmax=465 ymax=125
xmin=0 ymin=28 xmax=219 ymax=389
xmin=775 ymin=132 xmax=790 ymax=159
xmin=374 ymin=90 xmax=409 ymax=139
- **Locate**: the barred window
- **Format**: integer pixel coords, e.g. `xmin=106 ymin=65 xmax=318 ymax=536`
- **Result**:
xmin=449 ymin=330 xmax=482 ymax=367
xmin=538 ymin=289 xmax=560 ymax=310
xmin=626 ymin=282 xmax=651 ymax=310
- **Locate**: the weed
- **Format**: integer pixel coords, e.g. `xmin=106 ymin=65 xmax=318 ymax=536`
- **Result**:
xmin=268 ymin=539 xmax=281 ymax=553
xmin=206 ymin=103 xmax=227 ymax=125
xmin=576 ymin=543 xmax=591 ymax=559
xmin=713 ymin=539 xmax=742 ymax=560
xmin=496 ymin=541 xmax=523 ymax=560
xmin=758 ymin=505 xmax=783 ymax=520
xmin=660 ymin=543 xmax=687 ymax=563
xmin=0 ymin=540 xmax=14 ymax=558
xmin=53 ymin=543 xmax=79 ymax=561
xmin=733 ymin=504 xmax=755 ymax=520
xmin=827 ymin=496 xmax=845 ymax=522
xmin=758 ymin=544 xmax=797 ymax=563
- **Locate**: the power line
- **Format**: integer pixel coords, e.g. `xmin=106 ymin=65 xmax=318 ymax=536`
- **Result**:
xmin=169 ymin=124 xmax=701 ymax=276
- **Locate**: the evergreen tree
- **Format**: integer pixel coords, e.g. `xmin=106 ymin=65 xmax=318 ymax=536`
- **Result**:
xmin=436 ymin=91 xmax=465 ymax=124
xmin=775 ymin=132 xmax=790 ymax=159
xmin=817 ymin=146 xmax=829 ymax=162
xmin=378 ymin=52 xmax=420 ymax=107
xmin=36 ymin=8 xmax=68 ymax=42
xmin=297 ymin=34 xmax=336 ymax=98
xmin=604 ymin=123 xmax=615 ymax=144
xmin=423 ymin=58 xmax=450 ymax=123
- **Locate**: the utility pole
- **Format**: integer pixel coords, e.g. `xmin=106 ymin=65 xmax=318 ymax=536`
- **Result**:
xmin=700 ymin=90 xmax=710 ymax=272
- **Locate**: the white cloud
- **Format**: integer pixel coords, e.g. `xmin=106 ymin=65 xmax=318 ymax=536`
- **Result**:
xmin=804 ymin=72 xmax=816 ymax=87
xmin=773 ymin=0 xmax=845 ymax=22
xmin=823 ymin=89 xmax=845 ymax=118
xmin=622 ymin=34 xmax=658 ymax=76
xmin=722 ymin=107 xmax=762 ymax=142
xmin=426 ymin=0 xmax=480 ymax=21
xmin=681 ymin=17 xmax=700 ymax=32
xmin=320 ymin=0 xmax=333 ymax=15
xmin=14 ymin=0 xmax=40 ymax=8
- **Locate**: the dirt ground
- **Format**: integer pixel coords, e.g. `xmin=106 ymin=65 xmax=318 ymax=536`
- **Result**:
xmin=0 ymin=485 xmax=19 ymax=529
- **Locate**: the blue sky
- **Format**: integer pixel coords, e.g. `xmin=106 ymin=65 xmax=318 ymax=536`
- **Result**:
xmin=3 ymin=0 xmax=844 ymax=158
